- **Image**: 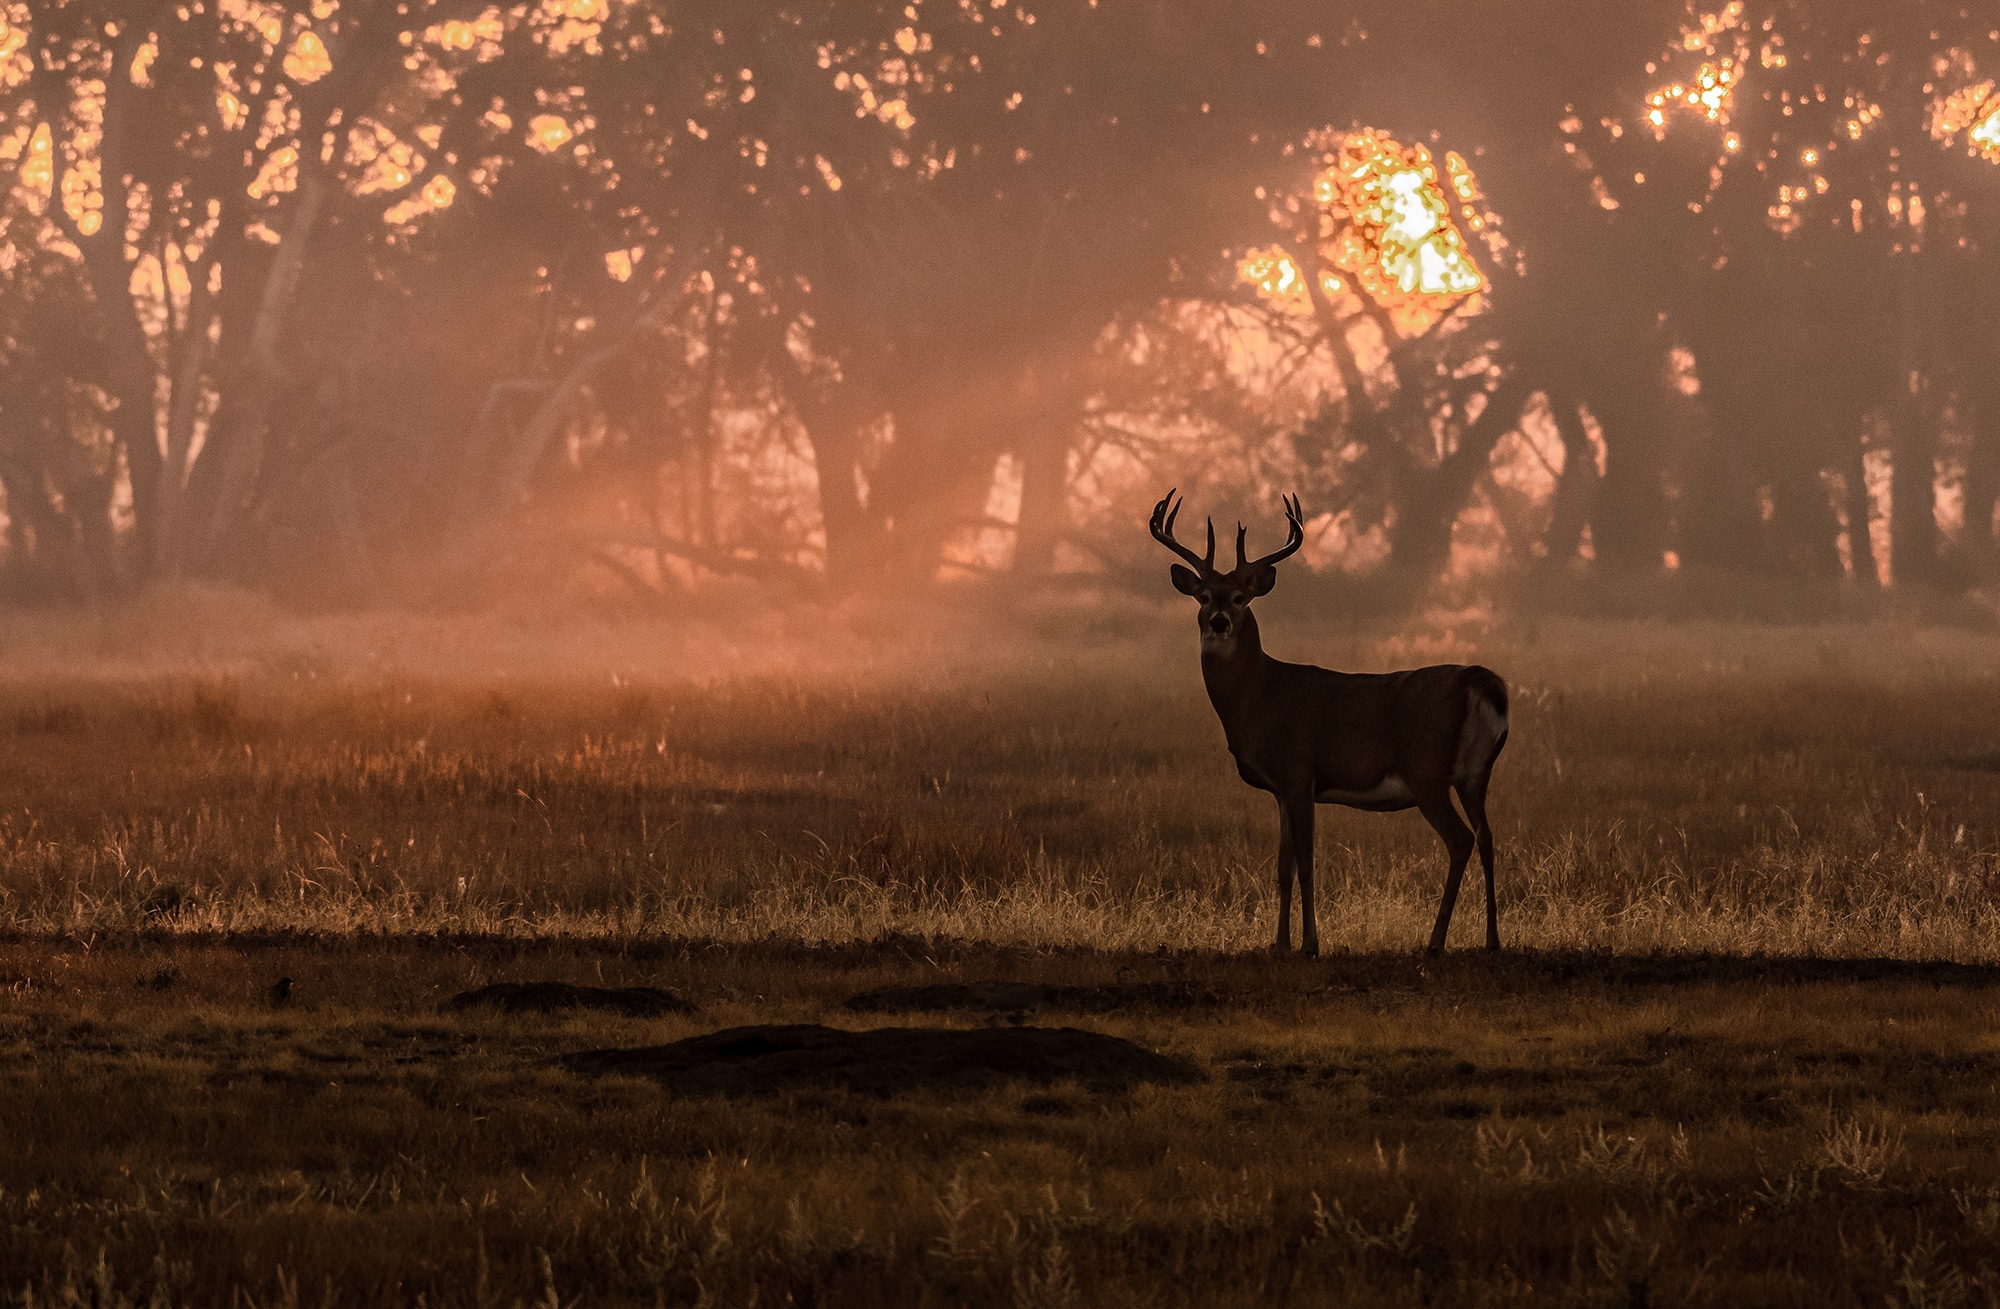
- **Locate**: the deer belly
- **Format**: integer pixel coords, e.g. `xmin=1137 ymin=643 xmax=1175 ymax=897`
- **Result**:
xmin=1315 ymin=774 xmax=1415 ymax=811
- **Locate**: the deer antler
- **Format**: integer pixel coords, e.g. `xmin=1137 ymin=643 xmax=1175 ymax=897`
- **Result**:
xmin=1150 ymin=490 xmax=1216 ymax=574
xmin=1238 ymin=494 xmax=1306 ymax=575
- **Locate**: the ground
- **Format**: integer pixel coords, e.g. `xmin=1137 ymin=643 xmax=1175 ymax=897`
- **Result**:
xmin=2 ymin=595 xmax=1999 ymax=1305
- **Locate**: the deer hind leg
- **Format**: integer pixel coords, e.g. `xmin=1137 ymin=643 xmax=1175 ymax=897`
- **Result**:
xmin=1456 ymin=780 xmax=1504 ymax=952
xmin=1415 ymin=786 xmax=1476 ymax=955
xmin=1457 ymin=779 xmax=1500 ymax=951
xmin=1272 ymin=793 xmax=1296 ymax=955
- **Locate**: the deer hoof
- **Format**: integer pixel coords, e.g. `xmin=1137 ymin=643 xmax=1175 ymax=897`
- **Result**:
xmin=1301 ymin=940 xmax=1320 ymax=960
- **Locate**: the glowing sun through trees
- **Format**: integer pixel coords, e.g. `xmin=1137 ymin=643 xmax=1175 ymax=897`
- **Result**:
xmin=1631 ymin=5 xmax=2000 ymax=239
xmin=1241 ymin=128 xmax=1491 ymax=338
xmin=1934 ymin=81 xmax=2000 ymax=164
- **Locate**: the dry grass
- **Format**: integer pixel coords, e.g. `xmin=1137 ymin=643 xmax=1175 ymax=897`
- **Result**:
xmin=4 ymin=599 xmax=2000 ymax=1304
xmin=9 ymin=942 xmax=2000 ymax=1306
xmin=2 ymin=602 xmax=1997 ymax=957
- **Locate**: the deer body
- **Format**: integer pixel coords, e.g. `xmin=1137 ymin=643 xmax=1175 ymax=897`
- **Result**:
xmin=1154 ymin=492 xmax=1509 ymax=957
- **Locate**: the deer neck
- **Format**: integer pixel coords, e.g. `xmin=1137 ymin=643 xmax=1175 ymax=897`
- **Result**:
xmin=1198 ymin=610 xmax=1271 ymax=710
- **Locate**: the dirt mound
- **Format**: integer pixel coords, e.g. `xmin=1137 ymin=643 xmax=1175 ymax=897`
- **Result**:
xmin=563 ymin=1023 xmax=1204 ymax=1096
xmin=842 ymin=980 xmax=1219 ymax=1014
xmin=448 ymin=981 xmax=693 ymax=1017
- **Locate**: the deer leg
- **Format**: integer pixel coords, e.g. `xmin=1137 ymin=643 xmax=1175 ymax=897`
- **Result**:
xmin=1288 ymin=793 xmax=1320 ymax=959
xmin=1415 ymin=787 xmax=1476 ymax=955
xmin=1458 ymin=780 xmax=1500 ymax=951
xmin=1273 ymin=793 xmax=1295 ymax=954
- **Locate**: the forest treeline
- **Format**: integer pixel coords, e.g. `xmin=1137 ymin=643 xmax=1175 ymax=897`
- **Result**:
xmin=0 ymin=0 xmax=1996 ymax=606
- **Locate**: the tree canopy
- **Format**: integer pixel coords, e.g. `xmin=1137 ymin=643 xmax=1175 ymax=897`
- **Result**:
xmin=1 ymin=0 xmax=1995 ymax=605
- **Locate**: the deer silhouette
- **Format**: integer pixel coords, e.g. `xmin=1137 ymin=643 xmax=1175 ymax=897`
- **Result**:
xmin=1152 ymin=490 xmax=1509 ymax=957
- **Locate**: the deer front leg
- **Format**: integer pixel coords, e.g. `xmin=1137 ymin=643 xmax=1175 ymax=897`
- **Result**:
xmin=1272 ymin=793 xmax=1295 ymax=955
xmin=1288 ymin=792 xmax=1320 ymax=958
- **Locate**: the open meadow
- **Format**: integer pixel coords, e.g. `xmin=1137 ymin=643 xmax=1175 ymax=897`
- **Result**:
xmin=4 ymin=594 xmax=2000 ymax=1305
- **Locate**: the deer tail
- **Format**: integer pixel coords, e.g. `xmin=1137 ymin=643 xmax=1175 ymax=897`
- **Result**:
xmin=1454 ymin=666 xmax=1510 ymax=796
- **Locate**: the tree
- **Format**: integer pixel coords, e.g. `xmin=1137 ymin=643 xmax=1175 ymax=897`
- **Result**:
xmin=1555 ymin=0 xmax=2000 ymax=587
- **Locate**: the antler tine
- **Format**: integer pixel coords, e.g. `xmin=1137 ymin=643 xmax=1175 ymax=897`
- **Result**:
xmin=1149 ymin=489 xmax=1211 ymax=572
xmin=1234 ymin=522 xmax=1248 ymax=571
xmin=1241 ymin=493 xmax=1307 ymax=573
xmin=1204 ymin=517 xmax=1216 ymax=569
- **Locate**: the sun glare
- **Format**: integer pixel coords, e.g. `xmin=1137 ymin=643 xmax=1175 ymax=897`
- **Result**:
xmin=1318 ymin=130 xmax=1488 ymax=332
xmin=1647 ymin=58 xmax=1741 ymax=132
xmin=18 ymin=121 xmax=50 ymax=194
xmin=1934 ymin=81 xmax=2000 ymax=163
xmin=427 ymin=10 xmax=506 ymax=52
xmin=1645 ymin=5 xmax=1749 ymax=146
xmin=246 ymin=144 xmax=299 ymax=200
xmin=1238 ymin=247 xmax=1305 ymax=310
xmin=1244 ymin=130 xmax=1489 ymax=336
xmin=285 ymin=30 xmax=332 ymax=83
xmin=528 ymin=114 xmax=574 ymax=153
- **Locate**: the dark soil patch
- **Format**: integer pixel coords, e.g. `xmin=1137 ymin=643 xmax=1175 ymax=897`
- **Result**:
xmin=563 ymin=1023 xmax=1204 ymax=1096
xmin=447 ymin=982 xmax=693 ymax=1017
xmin=842 ymin=980 xmax=1220 ymax=1014
xmin=1302 ymin=951 xmax=2000 ymax=997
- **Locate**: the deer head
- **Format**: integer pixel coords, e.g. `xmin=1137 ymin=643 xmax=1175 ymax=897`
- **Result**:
xmin=1150 ymin=491 xmax=1304 ymax=651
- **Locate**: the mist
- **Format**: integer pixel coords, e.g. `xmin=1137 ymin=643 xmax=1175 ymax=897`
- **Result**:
xmin=0 ymin=2 xmax=1993 ymax=619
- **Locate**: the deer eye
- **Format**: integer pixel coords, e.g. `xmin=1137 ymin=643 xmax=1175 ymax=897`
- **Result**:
xmin=1197 ymin=592 xmax=1212 ymax=605
xmin=1231 ymin=594 xmax=1245 ymax=605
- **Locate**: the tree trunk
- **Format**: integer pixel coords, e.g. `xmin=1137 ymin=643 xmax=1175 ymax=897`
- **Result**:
xmin=479 ymin=234 xmax=712 ymax=511
xmin=1012 ymin=422 xmax=1069 ymax=577
xmin=1387 ymin=373 xmax=1531 ymax=576
xmin=1586 ymin=364 xmax=1671 ymax=572
xmin=790 ymin=384 xmax=882 ymax=589
xmin=869 ymin=404 xmax=993 ymax=586
xmin=154 ymin=259 xmax=220 ymax=579
xmin=0 ymin=391 xmax=117 ymax=599
xmin=1888 ymin=255 xmax=1937 ymax=590
xmin=33 ymin=25 xmax=163 ymax=583
xmin=1677 ymin=413 xmax=1764 ymax=572
xmin=1839 ymin=433 xmax=1882 ymax=588
xmin=187 ymin=171 xmax=329 ymax=577
xmin=1768 ymin=458 xmax=1844 ymax=578
xmin=690 ymin=285 xmax=721 ymax=546
xmin=1963 ymin=380 xmax=2000 ymax=585
xmin=1887 ymin=415 xmax=1938 ymax=591
xmin=1012 ymin=363 xmax=1083 ymax=577
xmin=1542 ymin=391 xmax=1603 ymax=567
xmin=423 ymin=236 xmax=713 ymax=598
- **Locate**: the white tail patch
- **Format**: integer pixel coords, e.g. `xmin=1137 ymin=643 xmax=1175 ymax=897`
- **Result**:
xmin=1453 ymin=691 xmax=1508 ymax=789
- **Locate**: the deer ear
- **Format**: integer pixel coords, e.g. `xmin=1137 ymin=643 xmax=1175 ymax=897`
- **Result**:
xmin=1245 ymin=565 xmax=1279 ymax=598
xmin=1170 ymin=565 xmax=1202 ymax=596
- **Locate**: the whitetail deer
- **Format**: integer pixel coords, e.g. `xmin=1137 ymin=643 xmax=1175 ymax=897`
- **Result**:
xmin=1151 ymin=491 xmax=1509 ymax=957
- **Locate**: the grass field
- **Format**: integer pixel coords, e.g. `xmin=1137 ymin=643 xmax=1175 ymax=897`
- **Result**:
xmin=3 ymin=593 xmax=2000 ymax=1304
